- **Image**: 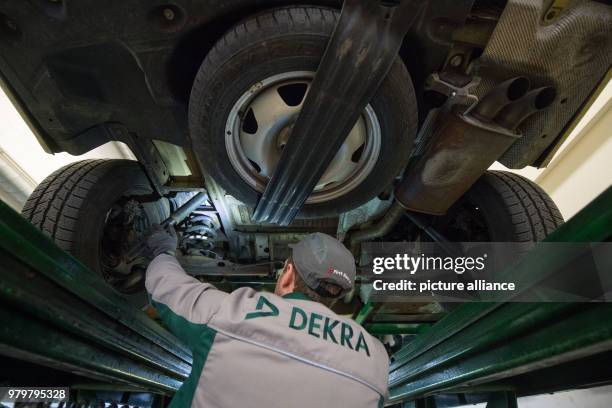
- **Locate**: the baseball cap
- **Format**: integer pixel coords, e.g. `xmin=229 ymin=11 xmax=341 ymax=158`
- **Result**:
xmin=289 ymin=232 xmax=356 ymax=295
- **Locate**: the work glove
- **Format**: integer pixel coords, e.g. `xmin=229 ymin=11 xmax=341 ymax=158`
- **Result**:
xmin=145 ymin=224 xmax=178 ymax=258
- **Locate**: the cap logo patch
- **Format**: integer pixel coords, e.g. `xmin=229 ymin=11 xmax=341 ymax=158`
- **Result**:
xmin=327 ymin=267 xmax=351 ymax=284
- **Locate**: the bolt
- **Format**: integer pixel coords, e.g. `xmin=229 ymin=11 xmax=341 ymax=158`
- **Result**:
xmin=449 ymin=54 xmax=463 ymax=67
xmin=163 ymin=8 xmax=175 ymax=21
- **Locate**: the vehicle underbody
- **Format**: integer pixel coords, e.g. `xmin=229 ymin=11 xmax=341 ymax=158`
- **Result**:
xmin=2 ymin=0 xmax=611 ymax=324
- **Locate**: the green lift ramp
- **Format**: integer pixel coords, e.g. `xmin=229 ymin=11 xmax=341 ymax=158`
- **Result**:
xmin=382 ymin=186 xmax=612 ymax=406
xmin=0 ymin=186 xmax=611 ymax=407
xmin=0 ymin=201 xmax=191 ymax=399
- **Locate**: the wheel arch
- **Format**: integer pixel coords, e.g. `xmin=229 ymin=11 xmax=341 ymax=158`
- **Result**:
xmin=165 ymin=1 xmax=342 ymax=104
xmin=165 ymin=1 xmax=422 ymax=106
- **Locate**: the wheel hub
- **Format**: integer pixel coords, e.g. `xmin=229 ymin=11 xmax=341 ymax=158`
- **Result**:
xmin=276 ymin=124 xmax=291 ymax=150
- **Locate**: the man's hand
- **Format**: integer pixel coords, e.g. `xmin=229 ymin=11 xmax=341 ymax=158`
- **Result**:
xmin=145 ymin=224 xmax=178 ymax=257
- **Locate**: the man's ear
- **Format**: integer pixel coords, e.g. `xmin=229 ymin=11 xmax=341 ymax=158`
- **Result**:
xmin=278 ymin=262 xmax=297 ymax=295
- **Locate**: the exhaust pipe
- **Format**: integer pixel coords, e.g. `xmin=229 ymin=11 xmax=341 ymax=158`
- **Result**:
xmin=344 ymin=84 xmax=555 ymax=251
xmin=346 ymin=201 xmax=405 ymax=254
xmin=494 ymin=86 xmax=556 ymax=130
xmin=472 ymin=77 xmax=530 ymax=121
xmin=395 ymin=78 xmax=555 ymax=215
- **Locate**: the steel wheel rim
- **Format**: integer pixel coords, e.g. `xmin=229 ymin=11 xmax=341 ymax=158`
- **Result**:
xmin=225 ymin=71 xmax=382 ymax=204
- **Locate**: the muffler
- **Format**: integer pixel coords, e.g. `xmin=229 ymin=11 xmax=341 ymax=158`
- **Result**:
xmin=396 ymin=78 xmax=555 ymax=215
xmin=495 ymin=87 xmax=557 ymax=130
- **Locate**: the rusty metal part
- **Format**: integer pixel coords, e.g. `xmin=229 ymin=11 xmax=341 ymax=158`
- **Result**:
xmin=346 ymin=201 xmax=406 ymax=254
xmin=426 ymin=72 xmax=480 ymax=108
xmin=395 ymin=110 xmax=520 ymax=215
xmin=495 ymin=86 xmax=557 ymax=131
xmin=397 ymin=75 xmax=555 ymax=216
xmin=344 ymin=199 xmax=462 ymax=256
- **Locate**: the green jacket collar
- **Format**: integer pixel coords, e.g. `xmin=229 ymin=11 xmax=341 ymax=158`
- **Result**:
xmin=282 ymin=292 xmax=310 ymax=301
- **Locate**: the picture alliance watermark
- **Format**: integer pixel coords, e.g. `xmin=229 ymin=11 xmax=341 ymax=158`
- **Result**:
xmin=372 ymin=278 xmax=515 ymax=293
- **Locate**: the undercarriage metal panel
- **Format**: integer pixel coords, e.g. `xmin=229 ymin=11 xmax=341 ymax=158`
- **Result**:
xmin=0 ymin=0 xmax=339 ymax=155
xmin=0 ymin=0 xmax=474 ymax=198
xmin=471 ymin=0 xmax=612 ymax=168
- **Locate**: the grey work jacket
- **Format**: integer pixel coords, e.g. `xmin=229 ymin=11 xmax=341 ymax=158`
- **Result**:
xmin=146 ymin=254 xmax=390 ymax=407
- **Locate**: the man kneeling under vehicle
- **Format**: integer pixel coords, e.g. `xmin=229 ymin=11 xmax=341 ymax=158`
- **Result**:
xmin=145 ymin=227 xmax=389 ymax=407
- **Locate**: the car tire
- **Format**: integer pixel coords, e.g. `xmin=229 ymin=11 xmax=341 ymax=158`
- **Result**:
xmin=435 ymin=170 xmax=564 ymax=245
xmin=431 ymin=170 xmax=564 ymax=311
xmin=21 ymin=159 xmax=169 ymax=298
xmin=188 ymin=6 xmax=418 ymax=218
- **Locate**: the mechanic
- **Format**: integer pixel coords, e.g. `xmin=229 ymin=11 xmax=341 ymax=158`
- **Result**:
xmin=145 ymin=226 xmax=390 ymax=407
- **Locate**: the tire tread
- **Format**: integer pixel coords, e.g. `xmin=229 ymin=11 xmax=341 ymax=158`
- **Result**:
xmin=22 ymin=159 xmax=118 ymax=253
xmin=485 ymin=171 xmax=563 ymax=242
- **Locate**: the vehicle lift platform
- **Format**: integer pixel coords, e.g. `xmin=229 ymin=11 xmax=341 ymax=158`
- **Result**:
xmin=0 ymin=186 xmax=611 ymax=407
